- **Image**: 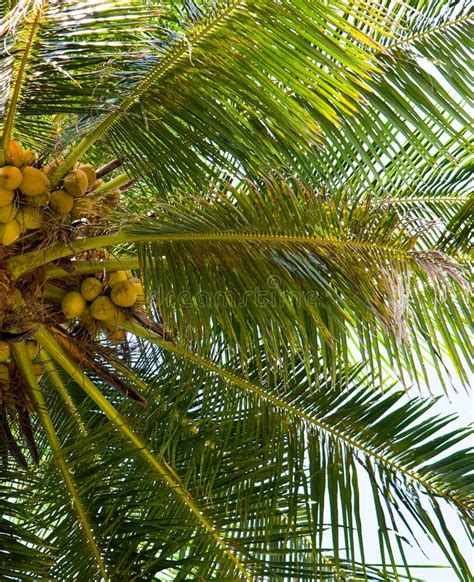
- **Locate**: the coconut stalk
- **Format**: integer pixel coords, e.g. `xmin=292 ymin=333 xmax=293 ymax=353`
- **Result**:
xmin=44 ymin=256 xmax=139 ymax=280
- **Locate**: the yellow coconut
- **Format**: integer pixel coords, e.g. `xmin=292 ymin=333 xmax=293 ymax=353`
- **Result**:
xmin=71 ymin=197 xmax=95 ymax=219
xmin=19 ymin=166 xmax=50 ymax=197
xmin=6 ymin=140 xmax=23 ymax=167
xmin=25 ymin=340 xmax=39 ymax=360
xmin=0 ymin=188 xmax=14 ymax=208
xmin=101 ymin=308 xmax=125 ymax=332
xmin=79 ymin=164 xmax=96 ymax=184
xmin=0 ymin=166 xmax=23 ymax=190
xmin=50 ymin=189 xmax=74 ymax=215
xmin=90 ymin=296 xmax=119 ymax=321
xmin=21 ymin=150 xmax=35 ymax=166
xmin=129 ymin=277 xmax=145 ymax=304
xmin=27 ymin=191 xmax=50 ymax=206
xmin=61 ymin=291 xmax=86 ymax=319
xmin=0 ymin=220 xmax=21 ymax=245
xmin=110 ymin=280 xmax=137 ymax=307
xmin=64 ymin=169 xmax=88 ymax=197
xmin=0 ymin=364 xmax=10 ymax=383
xmin=0 ymin=204 xmax=17 ymax=224
xmin=108 ymin=271 xmax=130 ymax=287
xmin=0 ymin=342 xmax=10 ymax=362
xmin=16 ymin=206 xmax=42 ymax=231
xmin=80 ymin=277 xmax=103 ymax=301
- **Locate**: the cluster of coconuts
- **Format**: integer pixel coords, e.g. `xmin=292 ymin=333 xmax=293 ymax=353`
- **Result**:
xmin=61 ymin=270 xmax=145 ymax=343
xmin=0 ymin=140 xmax=120 ymax=246
xmin=0 ymin=340 xmax=43 ymax=394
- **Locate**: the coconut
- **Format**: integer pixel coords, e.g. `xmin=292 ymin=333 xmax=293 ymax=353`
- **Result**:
xmin=16 ymin=206 xmax=42 ymax=231
xmin=80 ymin=277 xmax=103 ymax=301
xmin=0 ymin=364 xmax=10 ymax=383
xmin=27 ymin=191 xmax=50 ymax=206
xmin=0 ymin=204 xmax=17 ymax=224
xmin=0 ymin=188 xmax=14 ymax=208
xmin=50 ymin=189 xmax=74 ymax=215
xmin=25 ymin=340 xmax=39 ymax=360
xmin=71 ymin=197 xmax=95 ymax=220
xmin=0 ymin=342 xmax=10 ymax=362
xmin=61 ymin=291 xmax=86 ymax=319
xmin=64 ymin=169 xmax=88 ymax=197
xmin=6 ymin=140 xmax=23 ymax=167
xmin=101 ymin=309 xmax=125 ymax=332
xmin=108 ymin=271 xmax=130 ymax=287
xmin=79 ymin=164 xmax=96 ymax=184
xmin=0 ymin=166 xmax=23 ymax=190
xmin=19 ymin=166 xmax=50 ymax=197
xmin=110 ymin=280 xmax=137 ymax=307
xmin=90 ymin=296 xmax=118 ymax=321
xmin=0 ymin=220 xmax=21 ymax=245
xmin=21 ymin=150 xmax=35 ymax=166
xmin=129 ymin=277 xmax=145 ymax=304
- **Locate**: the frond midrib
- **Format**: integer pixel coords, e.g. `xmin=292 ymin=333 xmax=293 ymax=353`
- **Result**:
xmin=126 ymin=321 xmax=471 ymax=514
xmin=385 ymin=13 xmax=472 ymax=52
xmin=9 ymin=229 xmax=418 ymax=279
xmin=49 ymin=0 xmax=245 ymax=183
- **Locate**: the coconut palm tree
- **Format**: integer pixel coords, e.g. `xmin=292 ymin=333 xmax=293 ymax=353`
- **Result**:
xmin=0 ymin=0 xmax=471 ymax=579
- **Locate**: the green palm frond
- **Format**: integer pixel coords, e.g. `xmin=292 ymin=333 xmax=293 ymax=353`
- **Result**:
xmin=13 ymin=342 xmax=472 ymax=579
xmin=9 ymin=174 xmax=470 ymax=385
xmin=113 ymin=178 xmax=468 ymax=386
xmin=0 ymin=0 xmax=471 ymax=578
xmin=0 ymin=0 xmax=387 ymax=190
xmin=306 ymin=1 xmax=472 ymax=196
xmin=0 ymin=470 xmax=53 ymax=580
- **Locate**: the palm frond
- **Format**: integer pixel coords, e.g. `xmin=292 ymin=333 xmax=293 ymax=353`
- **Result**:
xmin=4 ymin=0 xmax=385 ymax=189
xmin=0 ymin=470 xmax=53 ymax=580
xmin=110 ymin=177 xmax=469 ymax=387
xmin=16 ymin=339 xmax=472 ymax=579
xmin=304 ymin=1 xmax=472 ymax=205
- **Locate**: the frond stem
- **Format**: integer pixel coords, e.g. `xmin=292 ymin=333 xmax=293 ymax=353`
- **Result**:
xmin=11 ymin=342 xmax=108 ymax=580
xmin=49 ymin=0 xmax=244 ymax=185
xmin=9 ymin=230 xmax=412 ymax=280
xmin=34 ymin=325 xmax=253 ymax=580
xmin=124 ymin=320 xmax=470 ymax=514
xmin=381 ymin=197 xmax=469 ymax=204
xmin=93 ymin=172 xmax=131 ymax=195
xmin=39 ymin=348 xmax=87 ymax=432
xmin=385 ymin=13 xmax=472 ymax=52
xmin=1 ymin=5 xmax=44 ymax=149
xmin=45 ymin=256 xmax=139 ymax=279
